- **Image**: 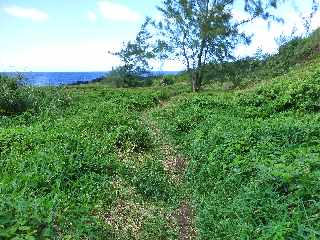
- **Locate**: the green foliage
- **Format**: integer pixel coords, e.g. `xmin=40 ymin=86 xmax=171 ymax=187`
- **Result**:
xmin=104 ymin=66 xmax=153 ymax=88
xmin=109 ymin=18 xmax=157 ymax=88
xmin=129 ymin=158 xmax=174 ymax=201
xmin=113 ymin=18 xmax=155 ymax=75
xmin=203 ymin=28 xmax=320 ymax=87
xmin=110 ymin=1 xmax=318 ymax=92
xmin=2 ymin=27 xmax=320 ymax=238
xmin=239 ymin=67 xmax=320 ymax=115
xmin=202 ymin=57 xmax=262 ymax=86
xmin=265 ymin=28 xmax=320 ymax=77
xmin=0 ymin=75 xmax=71 ymax=118
xmin=0 ymin=75 xmax=35 ymax=115
xmin=114 ymin=0 xmax=282 ymax=92
xmin=159 ymin=76 xmax=175 ymax=86
xmin=114 ymin=123 xmax=153 ymax=152
xmin=0 ymin=86 xmax=181 ymax=239
xmin=150 ymin=57 xmax=320 ymax=239
xmin=154 ymin=0 xmax=251 ymax=91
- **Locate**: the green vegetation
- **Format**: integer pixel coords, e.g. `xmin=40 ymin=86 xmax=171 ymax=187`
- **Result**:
xmin=112 ymin=0 xmax=319 ymax=92
xmin=1 ymin=26 xmax=320 ymax=240
xmin=103 ymin=66 xmax=154 ymax=88
xmin=150 ymin=56 xmax=320 ymax=239
xmin=0 ymin=75 xmax=71 ymax=117
xmin=0 ymin=75 xmax=37 ymax=115
xmin=106 ymin=18 xmax=157 ymax=88
xmin=203 ymin=28 xmax=320 ymax=87
xmin=0 ymin=83 xmax=191 ymax=239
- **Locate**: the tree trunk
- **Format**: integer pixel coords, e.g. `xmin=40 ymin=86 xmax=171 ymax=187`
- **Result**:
xmin=191 ymin=71 xmax=202 ymax=92
xmin=191 ymin=74 xmax=197 ymax=92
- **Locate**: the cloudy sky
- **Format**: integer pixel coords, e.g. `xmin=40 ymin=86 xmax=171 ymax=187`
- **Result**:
xmin=0 ymin=0 xmax=319 ymax=72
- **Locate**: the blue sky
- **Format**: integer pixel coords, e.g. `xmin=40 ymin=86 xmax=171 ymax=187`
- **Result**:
xmin=0 ymin=0 xmax=319 ymax=72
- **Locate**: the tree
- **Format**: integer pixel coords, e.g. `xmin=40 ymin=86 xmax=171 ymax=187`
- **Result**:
xmin=114 ymin=18 xmax=155 ymax=76
xmin=112 ymin=0 xmax=319 ymax=91
xmin=109 ymin=18 xmax=156 ymax=87
xmin=155 ymin=0 xmax=253 ymax=92
xmin=154 ymin=0 xmax=320 ymax=91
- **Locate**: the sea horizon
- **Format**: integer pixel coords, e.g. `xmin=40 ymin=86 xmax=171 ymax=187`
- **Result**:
xmin=1 ymin=70 xmax=180 ymax=86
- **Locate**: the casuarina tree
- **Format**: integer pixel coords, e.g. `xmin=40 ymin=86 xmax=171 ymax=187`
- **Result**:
xmin=155 ymin=0 xmax=251 ymax=92
xmin=113 ymin=0 xmax=319 ymax=91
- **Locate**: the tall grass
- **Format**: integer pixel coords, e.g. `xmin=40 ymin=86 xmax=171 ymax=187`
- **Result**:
xmin=0 ymin=86 xmax=179 ymax=239
xmin=150 ymin=56 xmax=320 ymax=239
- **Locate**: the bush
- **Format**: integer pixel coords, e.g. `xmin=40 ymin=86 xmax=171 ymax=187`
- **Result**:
xmin=0 ymin=75 xmax=35 ymax=115
xmin=0 ymin=86 xmax=178 ymax=239
xmin=150 ymin=56 xmax=320 ymax=238
xmin=202 ymin=57 xmax=262 ymax=86
xmin=202 ymin=28 xmax=320 ymax=87
xmin=104 ymin=66 xmax=153 ymax=88
xmin=160 ymin=76 xmax=175 ymax=86
xmin=129 ymin=159 xmax=174 ymax=201
xmin=0 ymin=75 xmax=72 ymax=119
xmin=238 ymin=69 xmax=320 ymax=115
xmin=114 ymin=124 xmax=153 ymax=152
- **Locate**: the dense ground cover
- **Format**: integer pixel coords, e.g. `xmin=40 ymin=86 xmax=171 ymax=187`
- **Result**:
xmin=150 ymin=57 xmax=320 ymax=239
xmin=0 ymin=84 xmax=192 ymax=239
xmin=1 ymin=32 xmax=320 ymax=239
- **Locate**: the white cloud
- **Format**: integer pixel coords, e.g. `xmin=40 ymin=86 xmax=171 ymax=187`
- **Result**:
xmin=0 ymin=41 xmax=122 ymax=72
xmin=232 ymin=9 xmax=250 ymax=22
xmin=98 ymin=1 xmax=141 ymax=22
xmin=309 ymin=12 xmax=320 ymax=30
xmin=87 ymin=11 xmax=97 ymax=22
xmin=0 ymin=40 xmax=184 ymax=72
xmin=234 ymin=4 xmax=320 ymax=58
xmin=3 ymin=6 xmax=48 ymax=22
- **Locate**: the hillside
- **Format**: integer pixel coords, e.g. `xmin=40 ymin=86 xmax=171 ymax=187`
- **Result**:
xmin=202 ymin=28 xmax=320 ymax=88
xmin=1 ymin=33 xmax=320 ymax=239
xmin=150 ymin=55 xmax=320 ymax=239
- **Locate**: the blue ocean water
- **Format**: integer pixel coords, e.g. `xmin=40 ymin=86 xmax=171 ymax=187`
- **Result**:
xmin=2 ymin=72 xmax=108 ymax=86
xmin=1 ymin=71 xmax=180 ymax=86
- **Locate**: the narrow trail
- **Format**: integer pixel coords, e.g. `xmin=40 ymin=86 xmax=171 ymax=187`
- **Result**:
xmin=142 ymin=101 xmax=196 ymax=240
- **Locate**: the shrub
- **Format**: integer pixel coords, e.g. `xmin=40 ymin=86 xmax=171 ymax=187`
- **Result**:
xmin=104 ymin=66 xmax=153 ymax=88
xmin=114 ymin=124 xmax=153 ymax=152
xmin=160 ymin=76 xmax=175 ymax=86
xmin=202 ymin=57 xmax=262 ymax=86
xmin=238 ymin=69 xmax=320 ymax=115
xmin=126 ymin=158 xmax=174 ymax=201
xmin=202 ymin=28 xmax=320 ymax=87
xmin=0 ymin=75 xmax=35 ymax=115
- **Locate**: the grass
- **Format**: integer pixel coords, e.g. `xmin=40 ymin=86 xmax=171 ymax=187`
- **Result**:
xmin=1 ymin=32 xmax=320 ymax=239
xmin=150 ymin=57 xmax=320 ymax=239
xmin=0 ymin=85 xmax=189 ymax=239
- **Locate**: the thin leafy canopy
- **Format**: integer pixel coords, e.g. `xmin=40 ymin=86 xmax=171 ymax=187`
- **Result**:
xmin=113 ymin=18 xmax=155 ymax=76
xmin=108 ymin=19 xmax=157 ymax=87
xmin=155 ymin=0 xmax=249 ymax=91
xmin=112 ymin=0 xmax=319 ymax=91
xmin=157 ymin=0 xmax=245 ymax=67
xmin=113 ymin=0 xmax=278 ymax=91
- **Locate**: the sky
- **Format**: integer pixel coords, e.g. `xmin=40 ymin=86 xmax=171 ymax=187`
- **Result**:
xmin=0 ymin=0 xmax=319 ymax=72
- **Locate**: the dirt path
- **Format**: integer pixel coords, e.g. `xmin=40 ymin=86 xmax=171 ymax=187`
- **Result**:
xmin=142 ymin=106 xmax=196 ymax=240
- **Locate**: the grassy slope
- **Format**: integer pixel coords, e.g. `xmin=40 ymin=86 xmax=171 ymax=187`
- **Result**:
xmin=202 ymin=28 xmax=320 ymax=88
xmin=151 ymin=57 xmax=320 ymax=239
xmin=1 ymin=36 xmax=320 ymax=239
xmin=0 ymin=85 xmax=191 ymax=239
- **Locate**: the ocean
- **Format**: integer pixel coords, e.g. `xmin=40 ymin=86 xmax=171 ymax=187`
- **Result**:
xmin=1 ymin=72 xmax=108 ymax=86
xmin=1 ymin=71 xmax=179 ymax=86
